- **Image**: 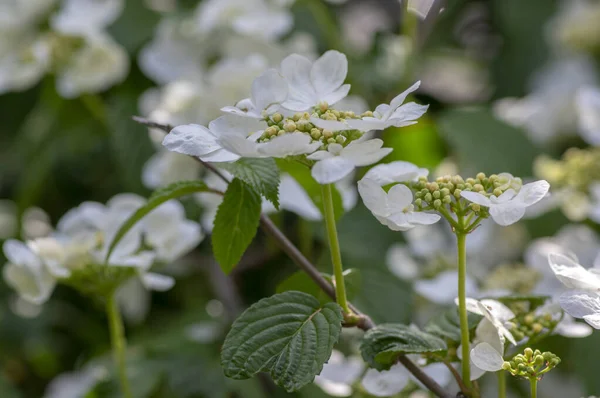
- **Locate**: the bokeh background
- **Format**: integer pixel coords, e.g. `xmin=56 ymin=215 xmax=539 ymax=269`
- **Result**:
xmin=1 ymin=0 xmax=600 ymax=397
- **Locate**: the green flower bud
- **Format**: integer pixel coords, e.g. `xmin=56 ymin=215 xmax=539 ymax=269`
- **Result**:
xmin=514 ymin=356 xmax=524 ymax=365
xmin=284 ymin=121 xmax=297 ymax=132
xmin=361 ymin=110 xmax=374 ymax=117
xmin=442 ymin=196 xmax=452 ymax=204
xmin=524 ymin=314 xmax=534 ymax=325
xmin=471 ymin=203 xmax=481 ymax=212
xmin=440 ymin=188 xmax=450 ymax=197
xmin=433 ymin=191 xmax=441 ymax=199
xmin=265 ymin=126 xmax=278 ymax=137
xmin=310 ymin=128 xmax=322 ymax=140
xmin=524 ymin=348 xmax=533 ymax=359
xmin=454 ymin=189 xmax=462 ymax=199
xmin=457 ymin=183 xmax=465 ymax=190
xmin=335 ymin=135 xmax=345 ymax=144
xmin=476 ymin=172 xmax=486 ymax=180
xmin=502 ymin=362 xmax=512 ymax=371
xmin=327 ymin=138 xmax=336 ymax=144
xmin=415 ymin=198 xmax=423 ymax=207
xmin=473 ymin=184 xmax=484 ymax=192
xmin=429 ymin=182 xmax=440 ymax=191
xmin=534 ymin=355 xmax=544 ymax=366
xmin=319 ymin=101 xmax=329 ymax=113
xmin=424 ymin=193 xmax=433 ymax=202
xmin=493 ymin=188 xmax=503 ymax=197
xmin=277 ymin=130 xmax=286 ymax=136
xmin=433 ymin=199 xmax=442 ymax=209
xmin=323 ymin=129 xmax=333 ymax=139
xmin=293 ymin=112 xmax=303 ymax=121
xmin=466 ymin=178 xmax=476 ymax=185
xmin=272 ymin=113 xmax=283 ymax=123
xmin=532 ymin=323 xmax=543 ymax=333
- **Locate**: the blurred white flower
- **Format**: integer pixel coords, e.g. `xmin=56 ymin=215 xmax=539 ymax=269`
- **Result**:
xmin=56 ymin=34 xmax=129 ymax=98
xmin=575 ymin=85 xmax=600 ymax=145
xmin=51 ymin=0 xmax=124 ymax=37
xmin=362 ymin=160 xmax=429 ymax=186
xmin=142 ymin=150 xmax=203 ymax=189
xmin=314 ymin=350 xmax=364 ymax=397
xmin=358 ymin=178 xmax=440 ymax=231
xmin=415 ymin=271 xmax=479 ymax=305
xmin=0 ymin=37 xmax=50 ymax=94
xmin=44 ymin=365 xmax=108 ymax=398
xmin=340 ymin=3 xmax=394 ymax=54
xmin=460 ymin=180 xmax=550 ymax=226
xmin=0 ymin=0 xmax=55 ymax=29
xmin=308 ymin=140 xmax=392 ymax=184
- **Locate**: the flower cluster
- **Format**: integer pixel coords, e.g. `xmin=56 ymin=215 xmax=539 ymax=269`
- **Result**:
xmin=162 ymin=51 xmax=427 ymax=184
xmin=0 ymin=0 xmax=128 ymax=98
xmin=2 ymin=194 xmax=203 ymax=306
xmin=501 ymin=348 xmax=560 ymax=380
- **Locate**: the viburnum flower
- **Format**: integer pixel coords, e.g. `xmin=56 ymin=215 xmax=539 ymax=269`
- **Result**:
xmin=307 ymin=139 xmax=392 ymax=184
xmin=347 ymin=81 xmax=429 ymax=131
xmin=548 ymin=252 xmax=600 ymax=329
xmin=362 ymin=160 xmax=429 ymax=185
xmin=221 ymin=69 xmax=288 ymax=119
xmin=280 ymin=50 xmax=350 ymax=111
xmin=460 ymin=180 xmax=550 ymax=226
xmin=575 ymin=85 xmax=600 ymax=146
xmin=358 ymin=178 xmax=441 ymax=231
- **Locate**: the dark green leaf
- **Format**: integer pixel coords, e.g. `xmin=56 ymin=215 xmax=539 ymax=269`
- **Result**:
xmin=361 ymin=324 xmax=447 ymax=370
xmin=217 ymin=158 xmax=280 ymax=208
xmin=212 ymin=178 xmax=262 ymax=273
xmin=276 ymin=159 xmax=344 ymax=220
xmin=221 ymin=291 xmax=343 ymax=392
xmin=104 ymin=180 xmax=213 ymax=262
xmin=425 ymin=308 xmax=482 ymax=342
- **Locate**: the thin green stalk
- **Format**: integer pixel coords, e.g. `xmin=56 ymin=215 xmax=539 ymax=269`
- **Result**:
xmin=321 ymin=184 xmax=350 ymax=314
xmin=297 ymin=218 xmax=313 ymax=260
xmin=457 ymin=232 xmax=472 ymax=390
xmin=498 ymin=371 xmax=506 ymax=398
xmin=530 ymin=378 xmax=537 ymax=398
xmin=106 ymin=293 xmax=133 ymax=398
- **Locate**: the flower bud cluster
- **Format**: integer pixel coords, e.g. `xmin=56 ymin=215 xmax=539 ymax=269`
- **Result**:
xmin=507 ymin=311 xmax=557 ymax=342
xmin=501 ymin=348 xmax=560 ymax=379
xmin=261 ymin=102 xmax=363 ymax=151
xmin=411 ymin=173 xmax=517 ymax=218
xmin=535 ymin=148 xmax=600 ymax=194
xmin=482 ymin=263 xmax=542 ymax=295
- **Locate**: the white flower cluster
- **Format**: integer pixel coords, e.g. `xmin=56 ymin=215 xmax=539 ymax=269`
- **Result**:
xmin=2 ymin=194 xmax=203 ymax=307
xmin=0 ymin=0 xmax=129 ymax=98
xmin=162 ymin=50 xmax=427 ymax=184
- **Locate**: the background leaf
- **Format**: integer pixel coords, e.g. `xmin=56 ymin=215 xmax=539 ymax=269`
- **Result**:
xmin=221 ymin=291 xmax=343 ymax=392
xmin=217 ymin=158 xmax=280 ymax=209
xmin=212 ymin=178 xmax=262 ymax=273
xmin=425 ymin=308 xmax=482 ymax=342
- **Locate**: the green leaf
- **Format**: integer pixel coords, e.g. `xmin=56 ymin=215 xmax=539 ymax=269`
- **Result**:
xmin=437 ymin=107 xmax=541 ymax=177
xmin=217 ymin=158 xmax=280 ymax=209
xmin=212 ymin=178 xmax=262 ymax=273
xmin=276 ymin=159 xmax=344 ymax=220
xmin=104 ymin=180 xmax=213 ymax=263
xmin=221 ymin=291 xmax=343 ymax=392
xmin=360 ymin=324 xmax=447 ymax=370
xmin=276 ymin=268 xmax=362 ymax=305
xmin=425 ymin=308 xmax=482 ymax=342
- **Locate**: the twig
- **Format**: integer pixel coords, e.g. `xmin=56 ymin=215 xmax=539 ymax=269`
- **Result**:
xmin=132 ymin=116 xmax=453 ymax=398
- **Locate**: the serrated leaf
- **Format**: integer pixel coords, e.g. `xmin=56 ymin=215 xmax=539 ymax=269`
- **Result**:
xmin=221 ymin=291 xmax=343 ymax=392
xmin=212 ymin=178 xmax=262 ymax=273
xmin=424 ymin=308 xmax=482 ymax=342
xmin=276 ymin=159 xmax=344 ymax=220
xmin=360 ymin=324 xmax=447 ymax=370
xmin=105 ymin=180 xmax=214 ymax=263
xmin=276 ymin=269 xmax=361 ymax=305
xmin=217 ymin=158 xmax=280 ymax=209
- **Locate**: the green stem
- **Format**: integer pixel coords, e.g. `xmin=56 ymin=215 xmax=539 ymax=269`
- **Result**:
xmin=530 ymin=378 xmax=537 ymax=398
xmin=321 ymin=184 xmax=350 ymax=314
xmin=457 ymin=232 xmax=472 ymax=390
xmin=498 ymin=371 xmax=506 ymax=398
xmin=106 ymin=293 xmax=133 ymax=398
xmin=298 ymin=218 xmax=313 ymax=260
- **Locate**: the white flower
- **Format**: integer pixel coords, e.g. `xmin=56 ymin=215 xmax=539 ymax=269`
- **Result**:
xmin=2 ymin=240 xmax=56 ymax=305
xmin=221 ymin=69 xmax=288 ymax=119
xmin=548 ymin=252 xmax=600 ymax=329
xmin=314 ymin=351 xmax=364 ymax=397
xmin=460 ymin=180 xmax=550 ymax=226
xmin=536 ymin=302 xmax=593 ymax=338
xmin=358 ymin=178 xmax=440 ymax=231
xmin=44 ymin=364 xmax=107 ymax=398
xmin=386 ymin=244 xmax=420 ymax=281
xmin=308 ymin=139 xmax=392 ymax=184
xmin=575 ymin=85 xmax=600 ymax=146
xmin=280 ymin=50 xmax=350 ymax=111
xmin=142 ymin=150 xmax=202 ymax=189
xmin=470 ymin=342 xmax=505 ymax=373
xmin=347 ymin=81 xmax=428 ymax=131
xmin=56 ymin=34 xmax=129 ymax=99
xmin=0 ymin=38 xmax=50 ymax=95
xmin=51 ymin=0 xmax=124 ymax=37
xmin=362 ymin=160 xmax=429 ymax=186
xmin=415 ymin=271 xmax=479 ymax=305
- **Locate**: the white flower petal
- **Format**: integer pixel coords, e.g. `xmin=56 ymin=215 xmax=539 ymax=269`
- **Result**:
xmin=583 ymin=313 xmax=600 ymax=329
xmin=342 ymin=139 xmax=392 ymax=166
xmin=390 ymin=102 xmax=429 ymax=123
xmin=554 ymin=314 xmax=593 ymax=337
xmin=162 ymin=124 xmax=220 ymax=157
xmin=576 ymin=86 xmax=600 ymax=146
xmin=361 ymin=365 xmax=409 ymax=397
xmin=311 ymin=157 xmax=356 ymax=184
xmin=280 ymin=54 xmax=316 ymax=111
xmin=3 ymin=240 xmax=42 ymax=268
xmin=363 ymin=161 xmax=429 ymax=185
xmin=514 ymin=180 xmax=550 ymax=206
xmin=251 ymin=68 xmax=288 ymax=112
xmin=548 ymin=252 xmax=600 ymax=290
xmin=346 ymin=118 xmax=387 ymax=132
xmin=218 ymin=134 xmax=261 ymax=157
xmin=279 ymin=175 xmax=322 ymax=220
xmin=386 ymin=81 xmax=421 ymax=119
xmin=358 ymin=178 xmax=389 ymax=217
xmin=310 ymin=50 xmax=348 ymax=98
xmin=258 ymin=133 xmax=320 ymax=157
xmin=306 ymin=150 xmax=334 ymax=161
xmin=386 ymin=184 xmax=414 ymax=211
xmin=321 ymin=84 xmax=351 ymax=106
xmin=489 ymin=204 xmax=526 ymax=226
xmin=141 ymin=272 xmax=175 ymax=291
xmin=209 ymin=114 xmax=266 ymax=136
xmin=471 ymin=343 xmax=504 ymax=372
xmin=310 ymin=117 xmax=353 ymax=131
xmin=480 ymin=299 xmax=515 ymax=322
xmin=460 ymin=191 xmax=493 ymax=207
xmin=405 ymin=212 xmax=441 ymax=226
xmin=415 ymin=271 xmax=478 ymax=304
xmin=558 ymin=290 xmax=600 ymax=321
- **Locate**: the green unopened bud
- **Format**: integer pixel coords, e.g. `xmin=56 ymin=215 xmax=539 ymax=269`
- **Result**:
xmin=518 ymin=363 xmax=527 ymax=372
xmin=514 ymin=356 xmax=524 ymax=365
xmin=319 ymin=101 xmax=328 ymax=113
xmin=433 ymin=199 xmax=442 ymax=209
xmin=471 ymin=203 xmax=481 ymax=212
xmin=524 ymin=348 xmax=533 ymax=359
xmin=473 ymin=184 xmax=484 ymax=192
xmin=284 ymin=121 xmax=297 ymax=132
xmin=424 ymin=193 xmax=433 ymax=202
xmin=532 ymin=323 xmax=543 ymax=333
xmin=433 ymin=191 xmax=441 ymax=199
xmin=442 ymin=196 xmax=452 ymax=204
xmin=429 ymin=182 xmax=439 ymax=191
xmin=323 ymin=129 xmax=333 ymax=139
xmin=493 ymin=188 xmax=503 ymax=197
xmin=440 ymin=188 xmax=450 ymax=197
xmin=454 ymin=189 xmax=462 ymax=199
xmin=277 ymin=130 xmax=286 ymax=136
xmin=361 ymin=110 xmax=373 ymax=117
xmin=501 ymin=362 xmax=512 ymax=371
xmin=524 ymin=314 xmax=535 ymax=325
xmin=466 ymin=178 xmax=476 ymax=185
xmin=293 ymin=112 xmax=303 ymax=121
xmin=415 ymin=198 xmax=423 ymax=207
xmin=534 ymin=355 xmax=544 ymax=366
xmin=296 ymin=119 xmax=310 ymax=131
xmin=457 ymin=183 xmax=465 ymax=190
xmin=272 ymin=113 xmax=283 ymax=123
xmin=512 ymin=330 xmax=525 ymax=341
xmin=476 ymin=172 xmax=486 ymax=180
xmin=327 ymin=138 xmax=336 ymax=144
xmin=310 ymin=128 xmax=322 ymax=140
xmin=335 ymin=135 xmax=345 ymax=144
xmin=265 ymin=126 xmax=278 ymax=137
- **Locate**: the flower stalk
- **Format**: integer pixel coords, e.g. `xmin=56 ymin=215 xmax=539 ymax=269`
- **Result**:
xmin=530 ymin=378 xmax=537 ymax=398
xmin=321 ymin=183 xmax=351 ymax=314
xmin=106 ymin=292 xmax=133 ymax=398
xmin=498 ymin=370 xmax=506 ymax=398
xmin=456 ymin=231 xmax=472 ymax=390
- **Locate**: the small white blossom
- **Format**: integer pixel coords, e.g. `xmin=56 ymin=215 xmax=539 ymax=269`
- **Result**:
xmin=280 ymin=50 xmax=350 ymax=111
xmin=460 ymin=180 xmax=550 ymax=226
xmin=358 ymin=178 xmax=441 ymax=231
xmin=308 ymin=139 xmax=392 ymax=184
xmin=50 ymin=0 xmax=124 ymax=37
xmin=362 ymin=160 xmax=429 ymax=186
xmin=347 ymin=81 xmax=428 ymax=131
xmin=575 ymin=85 xmax=600 ymax=146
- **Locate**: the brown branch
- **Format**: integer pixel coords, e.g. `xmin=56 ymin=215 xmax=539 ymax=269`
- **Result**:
xmin=132 ymin=116 xmax=454 ymax=398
